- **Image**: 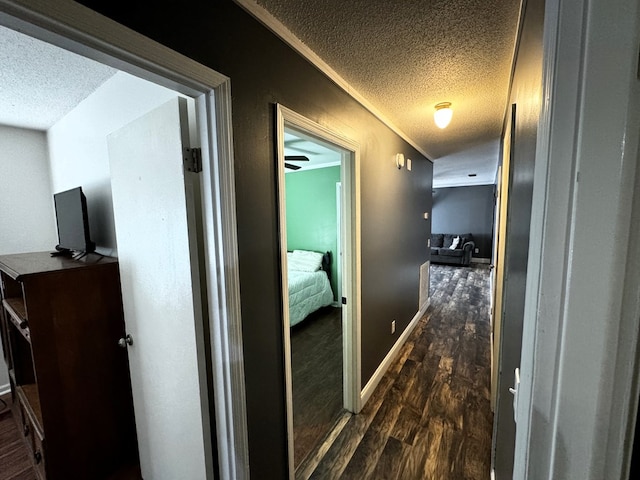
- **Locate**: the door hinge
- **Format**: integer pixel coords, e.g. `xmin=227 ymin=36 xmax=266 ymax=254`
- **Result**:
xmin=184 ymin=147 xmax=202 ymax=173
xmin=341 ymin=297 xmax=347 ymax=305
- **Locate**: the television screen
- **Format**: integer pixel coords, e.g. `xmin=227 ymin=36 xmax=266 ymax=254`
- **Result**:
xmin=53 ymin=187 xmax=95 ymax=253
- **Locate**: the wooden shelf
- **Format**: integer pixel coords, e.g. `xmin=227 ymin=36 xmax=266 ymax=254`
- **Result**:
xmin=3 ymin=298 xmax=30 ymax=342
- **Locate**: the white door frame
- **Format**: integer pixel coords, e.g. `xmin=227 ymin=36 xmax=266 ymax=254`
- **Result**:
xmin=336 ymin=182 xmax=343 ymax=302
xmin=275 ymin=104 xmax=362 ymax=477
xmin=514 ymin=0 xmax=640 ymax=478
xmin=0 ymin=1 xmax=248 ymax=479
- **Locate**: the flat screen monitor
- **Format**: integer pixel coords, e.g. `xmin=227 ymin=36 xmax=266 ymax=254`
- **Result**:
xmin=53 ymin=186 xmax=95 ymax=253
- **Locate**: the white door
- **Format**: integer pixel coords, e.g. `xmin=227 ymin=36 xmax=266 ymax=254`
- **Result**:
xmin=108 ymin=97 xmax=210 ymax=479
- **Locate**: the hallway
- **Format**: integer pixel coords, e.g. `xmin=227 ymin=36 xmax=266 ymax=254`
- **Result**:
xmin=307 ymin=264 xmax=493 ymax=479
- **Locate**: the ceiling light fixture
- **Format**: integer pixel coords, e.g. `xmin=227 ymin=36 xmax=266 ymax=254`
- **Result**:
xmin=434 ymin=102 xmax=453 ymax=129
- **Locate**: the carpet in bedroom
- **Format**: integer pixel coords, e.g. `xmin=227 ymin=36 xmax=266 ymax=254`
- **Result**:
xmin=290 ymin=306 xmax=343 ymax=468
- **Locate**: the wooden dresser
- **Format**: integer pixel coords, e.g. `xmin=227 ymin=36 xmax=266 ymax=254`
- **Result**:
xmin=0 ymin=252 xmax=139 ymax=479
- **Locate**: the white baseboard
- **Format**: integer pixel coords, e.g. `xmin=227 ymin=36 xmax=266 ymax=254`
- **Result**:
xmin=0 ymin=383 xmax=11 ymax=396
xmin=472 ymin=257 xmax=491 ymax=264
xmin=360 ymin=299 xmax=430 ymax=406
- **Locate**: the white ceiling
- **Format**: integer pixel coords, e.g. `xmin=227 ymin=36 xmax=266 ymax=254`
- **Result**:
xmin=0 ymin=25 xmax=116 ymax=131
xmin=284 ymin=129 xmax=342 ymax=173
xmin=242 ymin=0 xmax=521 ymax=186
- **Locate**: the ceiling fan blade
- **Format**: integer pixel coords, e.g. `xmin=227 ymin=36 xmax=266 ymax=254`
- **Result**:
xmin=284 ymin=162 xmax=302 ymax=170
xmin=284 ymin=155 xmax=309 ymax=162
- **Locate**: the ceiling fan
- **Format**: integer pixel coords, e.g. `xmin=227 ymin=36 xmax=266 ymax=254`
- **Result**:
xmin=284 ymin=155 xmax=309 ymax=170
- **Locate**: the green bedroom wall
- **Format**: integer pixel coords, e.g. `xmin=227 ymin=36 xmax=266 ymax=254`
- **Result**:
xmin=285 ymin=165 xmax=340 ymax=300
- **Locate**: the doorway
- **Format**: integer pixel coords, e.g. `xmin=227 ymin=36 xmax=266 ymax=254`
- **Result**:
xmin=0 ymin=2 xmax=247 ymax=479
xmin=276 ymin=104 xmax=361 ymax=478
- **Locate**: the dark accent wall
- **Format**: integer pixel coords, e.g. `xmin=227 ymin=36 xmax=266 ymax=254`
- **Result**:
xmin=493 ymin=0 xmax=545 ymax=478
xmin=432 ymin=185 xmax=495 ymax=260
xmin=76 ymin=1 xmax=433 ymax=477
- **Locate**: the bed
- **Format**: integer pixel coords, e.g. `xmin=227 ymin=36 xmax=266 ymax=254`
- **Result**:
xmin=287 ymin=250 xmax=334 ymax=327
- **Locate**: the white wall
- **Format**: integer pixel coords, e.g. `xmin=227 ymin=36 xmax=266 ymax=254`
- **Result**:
xmin=47 ymin=70 xmax=191 ymax=256
xmin=0 ymin=125 xmax=57 ymax=255
xmin=0 ymin=71 xmax=188 ymax=394
xmin=0 ymin=125 xmax=57 ymax=393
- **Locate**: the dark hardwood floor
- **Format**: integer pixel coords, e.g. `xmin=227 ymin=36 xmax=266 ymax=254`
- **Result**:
xmin=308 ymin=264 xmax=493 ymax=479
xmin=1 ymin=265 xmax=492 ymax=479
xmin=0 ymin=394 xmax=36 ymax=480
xmin=291 ymin=306 xmax=344 ymax=468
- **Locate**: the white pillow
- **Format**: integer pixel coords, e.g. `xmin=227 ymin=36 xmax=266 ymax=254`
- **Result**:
xmin=289 ymin=250 xmax=323 ymax=272
xmin=449 ymin=236 xmax=460 ymax=249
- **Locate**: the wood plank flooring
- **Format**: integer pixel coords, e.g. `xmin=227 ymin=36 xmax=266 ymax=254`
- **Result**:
xmin=1 ymin=265 xmax=492 ymax=479
xmin=309 ymin=264 xmax=493 ymax=479
xmin=291 ymin=306 xmax=343 ymax=468
xmin=0 ymin=394 xmax=36 ymax=480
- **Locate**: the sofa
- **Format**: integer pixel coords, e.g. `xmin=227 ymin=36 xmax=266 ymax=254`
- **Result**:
xmin=430 ymin=233 xmax=475 ymax=266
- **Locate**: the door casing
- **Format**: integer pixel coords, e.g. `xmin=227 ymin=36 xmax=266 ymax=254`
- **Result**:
xmin=0 ymin=1 xmax=248 ymax=478
xmin=275 ymin=103 xmax=362 ymax=478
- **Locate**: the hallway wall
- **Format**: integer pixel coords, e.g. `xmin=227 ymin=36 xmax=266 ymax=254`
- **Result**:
xmin=492 ymin=0 xmax=545 ymax=477
xmin=76 ymin=1 xmax=434 ymax=477
xmin=432 ymin=185 xmax=495 ymax=260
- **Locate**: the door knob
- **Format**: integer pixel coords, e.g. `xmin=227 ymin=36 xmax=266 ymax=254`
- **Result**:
xmin=118 ymin=334 xmax=133 ymax=348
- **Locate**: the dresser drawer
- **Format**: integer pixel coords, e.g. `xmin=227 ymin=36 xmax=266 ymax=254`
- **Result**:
xmin=32 ymin=425 xmax=46 ymax=480
xmin=16 ymin=395 xmax=46 ymax=479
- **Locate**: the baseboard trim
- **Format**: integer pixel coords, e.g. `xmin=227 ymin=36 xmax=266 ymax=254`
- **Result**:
xmin=360 ymin=299 xmax=430 ymax=406
xmin=0 ymin=383 xmax=11 ymax=396
xmin=472 ymin=258 xmax=491 ymax=264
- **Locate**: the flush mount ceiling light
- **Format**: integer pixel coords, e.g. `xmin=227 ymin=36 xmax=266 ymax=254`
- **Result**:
xmin=434 ymin=102 xmax=453 ymax=129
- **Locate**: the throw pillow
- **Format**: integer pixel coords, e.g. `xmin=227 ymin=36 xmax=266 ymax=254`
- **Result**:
xmin=443 ymin=234 xmax=454 ymax=248
xmin=449 ymin=236 xmax=460 ymax=249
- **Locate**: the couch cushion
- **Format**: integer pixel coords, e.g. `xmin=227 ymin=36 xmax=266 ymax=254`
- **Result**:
xmin=443 ymin=234 xmax=455 ymax=248
xmin=438 ymin=247 xmax=464 ymax=257
xmin=431 ymin=234 xmax=444 ymax=248
xmin=430 ymin=247 xmax=439 ymax=255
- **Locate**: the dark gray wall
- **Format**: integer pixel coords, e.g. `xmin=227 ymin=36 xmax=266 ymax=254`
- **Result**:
xmin=432 ymin=185 xmax=495 ymax=259
xmin=77 ymin=1 xmax=433 ymax=477
xmin=493 ymin=0 xmax=545 ymax=478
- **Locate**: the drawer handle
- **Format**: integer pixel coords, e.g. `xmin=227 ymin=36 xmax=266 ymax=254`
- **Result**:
xmin=23 ymin=424 xmax=30 ymax=437
xmin=19 ymin=319 xmax=28 ymax=329
xmin=34 ymin=450 xmax=42 ymax=464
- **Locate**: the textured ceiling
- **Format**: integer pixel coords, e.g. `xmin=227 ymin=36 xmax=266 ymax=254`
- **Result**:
xmin=248 ymin=0 xmax=521 ymax=185
xmin=0 ymin=25 xmax=116 ymax=131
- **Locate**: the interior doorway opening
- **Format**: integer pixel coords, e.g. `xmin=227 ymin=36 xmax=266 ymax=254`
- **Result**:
xmin=276 ymin=104 xmax=361 ymax=478
xmin=0 ymin=2 xmax=247 ymax=479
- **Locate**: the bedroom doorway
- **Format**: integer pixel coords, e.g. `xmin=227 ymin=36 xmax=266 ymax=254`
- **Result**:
xmin=276 ymin=104 xmax=361 ymax=478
